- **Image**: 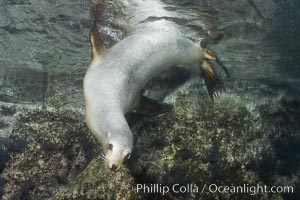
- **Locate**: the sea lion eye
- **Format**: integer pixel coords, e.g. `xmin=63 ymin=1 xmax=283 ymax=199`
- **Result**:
xmin=108 ymin=143 xmax=113 ymax=150
xmin=126 ymin=153 xmax=131 ymax=160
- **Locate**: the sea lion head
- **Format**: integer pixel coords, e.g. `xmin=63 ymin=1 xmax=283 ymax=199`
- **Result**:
xmin=103 ymin=131 xmax=133 ymax=172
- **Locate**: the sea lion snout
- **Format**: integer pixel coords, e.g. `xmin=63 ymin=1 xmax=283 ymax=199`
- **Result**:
xmin=106 ymin=152 xmax=130 ymax=172
xmin=104 ymin=140 xmax=132 ymax=172
xmin=108 ymin=163 xmax=120 ymax=172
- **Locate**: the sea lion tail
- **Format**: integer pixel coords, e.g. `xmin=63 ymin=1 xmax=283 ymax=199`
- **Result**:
xmin=90 ymin=5 xmax=107 ymax=59
xmin=200 ymin=48 xmax=229 ymax=101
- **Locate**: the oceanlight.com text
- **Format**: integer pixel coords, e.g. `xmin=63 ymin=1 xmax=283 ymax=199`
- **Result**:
xmin=127 ymin=183 xmax=294 ymax=196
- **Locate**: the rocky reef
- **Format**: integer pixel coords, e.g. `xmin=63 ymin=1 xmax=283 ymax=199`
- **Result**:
xmin=0 ymin=107 xmax=98 ymax=199
xmin=1 ymin=80 xmax=299 ymax=199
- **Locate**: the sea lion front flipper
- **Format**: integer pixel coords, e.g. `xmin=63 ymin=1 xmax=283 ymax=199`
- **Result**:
xmin=90 ymin=23 xmax=106 ymax=59
xmin=134 ymin=95 xmax=173 ymax=117
xmin=126 ymin=96 xmax=172 ymax=127
xmin=90 ymin=4 xmax=107 ymax=59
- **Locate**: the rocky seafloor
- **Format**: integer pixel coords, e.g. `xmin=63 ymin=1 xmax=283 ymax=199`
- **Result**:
xmin=0 ymin=79 xmax=299 ymax=200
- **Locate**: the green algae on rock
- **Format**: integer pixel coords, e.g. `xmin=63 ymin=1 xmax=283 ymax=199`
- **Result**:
xmin=126 ymin=96 xmax=267 ymax=200
xmin=1 ymin=81 xmax=299 ymax=200
xmin=0 ymin=105 xmax=16 ymax=117
xmin=51 ymin=158 xmax=138 ymax=200
xmin=1 ymin=107 xmax=99 ymax=200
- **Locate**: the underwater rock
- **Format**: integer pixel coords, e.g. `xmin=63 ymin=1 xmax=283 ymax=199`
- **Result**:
xmin=0 ymin=108 xmax=99 ymax=200
xmin=0 ymin=105 xmax=16 ymax=116
xmin=51 ymin=158 xmax=137 ymax=200
xmin=0 ymin=104 xmax=18 ymax=138
xmin=0 ymin=80 xmax=299 ymax=200
xmin=126 ymin=92 xmax=266 ymax=199
xmin=45 ymin=69 xmax=86 ymax=109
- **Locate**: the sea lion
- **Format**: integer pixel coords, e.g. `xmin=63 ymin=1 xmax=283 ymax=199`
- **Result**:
xmin=84 ymin=0 xmax=228 ymax=171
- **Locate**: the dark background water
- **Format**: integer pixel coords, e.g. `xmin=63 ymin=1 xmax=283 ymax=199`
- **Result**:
xmin=0 ymin=0 xmax=90 ymax=105
xmin=0 ymin=0 xmax=299 ymax=104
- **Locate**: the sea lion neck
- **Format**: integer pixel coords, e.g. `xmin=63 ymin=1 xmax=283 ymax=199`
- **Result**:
xmin=96 ymin=105 xmax=132 ymax=143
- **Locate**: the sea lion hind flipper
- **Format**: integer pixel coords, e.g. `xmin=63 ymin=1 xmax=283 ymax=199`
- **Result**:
xmin=201 ymin=48 xmax=229 ymax=101
xmin=134 ymin=95 xmax=173 ymax=117
xmin=90 ymin=7 xmax=106 ymax=58
xmin=204 ymin=48 xmax=229 ymax=77
xmin=200 ymin=59 xmax=222 ymax=102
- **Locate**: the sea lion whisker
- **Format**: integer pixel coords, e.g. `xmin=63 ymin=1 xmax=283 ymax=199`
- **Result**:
xmin=100 ymin=153 xmax=107 ymax=161
xmin=102 ymin=158 xmax=108 ymax=166
xmin=101 ymin=158 xmax=108 ymax=165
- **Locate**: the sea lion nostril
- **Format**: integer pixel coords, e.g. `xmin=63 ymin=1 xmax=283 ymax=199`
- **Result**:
xmin=111 ymin=164 xmax=117 ymax=171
